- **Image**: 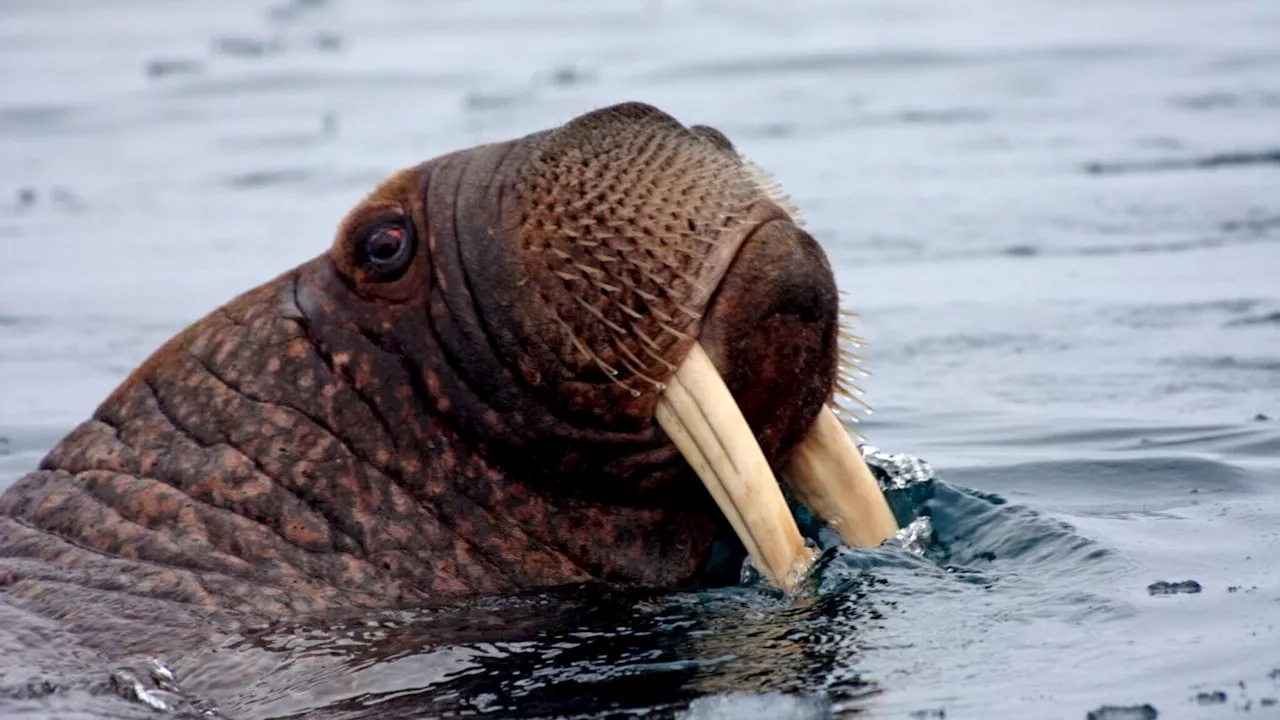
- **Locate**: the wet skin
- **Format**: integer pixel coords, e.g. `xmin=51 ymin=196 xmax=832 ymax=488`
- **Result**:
xmin=0 ymin=103 xmax=876 ymax=661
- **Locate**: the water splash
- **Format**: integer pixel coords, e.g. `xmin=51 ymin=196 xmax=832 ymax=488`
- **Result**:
xmin=859 ymin=444 xmax=935 ymax=490
xmin=887 ymin=515 xmax=934 ymax=557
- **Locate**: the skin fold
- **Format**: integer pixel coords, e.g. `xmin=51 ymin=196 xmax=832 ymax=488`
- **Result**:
xmin=0 ymin=102 xmax=842 ymax=662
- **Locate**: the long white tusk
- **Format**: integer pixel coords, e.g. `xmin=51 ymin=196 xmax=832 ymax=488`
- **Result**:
xmin=655 ymin=342 xmax=815 ymax=593
xmin=783 ymin=405 xmax=898 ymax=547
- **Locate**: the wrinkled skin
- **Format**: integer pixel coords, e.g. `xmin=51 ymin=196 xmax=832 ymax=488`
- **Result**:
xmin=0 ymin=103 xmax=841 ymax=665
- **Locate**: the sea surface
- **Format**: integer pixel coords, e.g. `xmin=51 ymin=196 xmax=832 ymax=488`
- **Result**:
xmin=1 ymin=0 xmax=1279 ymax=717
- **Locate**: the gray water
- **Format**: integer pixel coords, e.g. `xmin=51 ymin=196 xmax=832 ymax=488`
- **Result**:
xmin=2 ymin=0 xmax=1279 ymax=717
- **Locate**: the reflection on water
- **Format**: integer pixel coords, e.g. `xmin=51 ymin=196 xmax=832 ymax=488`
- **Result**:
xmin=227 ymin=580 xmax=879 ymax=718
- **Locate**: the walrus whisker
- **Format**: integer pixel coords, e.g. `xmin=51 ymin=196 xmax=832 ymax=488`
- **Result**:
xmin=552 ymin=310 xmax=630 ymax=389
xmin=841 ymin=346 xmax=870 ymax=361
xmin=648 ymin=304 xmax=677 ymax=325
xmin=634 ymin=334 xmax=679 ymax=372
xmin=838 ymin=328 xmax=867 ymax=345
xmin=674 ymin=304 xmax=702 ymax=320
xmin=610 ymin=338 xmax=665 ymax=389
xmin=659 ymin=323 xmax=691 ymax=341
xmin=834 ymin=376 xmax=868 ymax=398
xmin=614 ymin=301 xmax=645 ymax=321
xmin=573 ymin=262 xmax=605 ymax=278
xmin=632 ymin=286 xmax=661 ymax=304
xmin=742 ymin=159 xmax=804 ymax=225
xmin=841 ymin=364 xmax=872 ymax=381
xmin=839 ymin=361 xmax=871 ymax=381
xmin=571 ymin=294 xmax=630 ymax=337
xmin=835 ymin=383 xmax=873 ymax=413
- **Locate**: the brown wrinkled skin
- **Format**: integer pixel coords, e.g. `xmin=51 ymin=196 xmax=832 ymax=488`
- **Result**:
xmin=0 ymin=103 xmax=841 ymax=662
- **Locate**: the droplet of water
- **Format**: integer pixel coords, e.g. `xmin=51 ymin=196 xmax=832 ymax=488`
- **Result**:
xmin=146 ymin=659 xmax=175 ymax=686
xmin=1146 ymin=579 xmax=1202 ymax=596
xmin=110 ymin=671 xmax=172 ymax=712
xmin=888 ymin=516 xmax=934 ymax=557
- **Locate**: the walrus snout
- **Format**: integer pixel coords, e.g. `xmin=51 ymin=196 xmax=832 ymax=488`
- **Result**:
xmin=655 ymin=209 xmax=898 ymax=591
xmin=451 ymin=101 xmax=899 ymax=589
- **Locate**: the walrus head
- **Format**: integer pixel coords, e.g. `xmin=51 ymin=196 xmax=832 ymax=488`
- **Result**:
xmin=1 ymin=103 xmax=895 ymax=617
xmin=309 ymin=102 xmax=897 ymax=590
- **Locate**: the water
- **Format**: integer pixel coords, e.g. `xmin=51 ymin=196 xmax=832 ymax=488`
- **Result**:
xmin=2 ymin=0 xmax=1278 ymax=717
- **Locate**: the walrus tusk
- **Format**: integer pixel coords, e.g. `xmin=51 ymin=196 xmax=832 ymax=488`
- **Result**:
xmin=656 ymin=342 xmax=816 ymax=593
xmin=783 ymin=405 xmax=899 ymax=547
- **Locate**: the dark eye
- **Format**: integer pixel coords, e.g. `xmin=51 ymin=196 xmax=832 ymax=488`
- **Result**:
xmin=360 ymin=220 xmax=415 ymax=282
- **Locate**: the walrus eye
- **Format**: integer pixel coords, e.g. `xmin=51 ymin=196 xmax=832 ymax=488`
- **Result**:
xmin=360 ymin=221 xmax=415 ymax=281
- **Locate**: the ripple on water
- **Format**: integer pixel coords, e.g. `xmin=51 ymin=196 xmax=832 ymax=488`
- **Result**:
xmin=176 ymin=582 xmax=880 ymax=718
xmin=945 ymin=455 xmax=1259 ymax=517
xmin=0 ymin=456 xmax=1137 ymax=719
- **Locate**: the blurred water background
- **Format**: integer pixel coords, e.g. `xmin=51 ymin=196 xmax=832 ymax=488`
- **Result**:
xmin=1 ymin=0 xmax=1278 ymax=717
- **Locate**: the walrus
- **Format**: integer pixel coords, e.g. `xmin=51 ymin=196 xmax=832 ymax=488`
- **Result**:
xmin=0 ymin=102 xmax=897 ymax=664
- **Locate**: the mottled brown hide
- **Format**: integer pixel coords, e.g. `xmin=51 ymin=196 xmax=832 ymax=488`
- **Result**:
xmin=0 ymin=102 xmax=843 ymax=657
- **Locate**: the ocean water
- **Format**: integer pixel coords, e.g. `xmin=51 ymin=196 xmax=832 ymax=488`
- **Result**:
xmin=1 ymin=0 xmax=1278 ymax=717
